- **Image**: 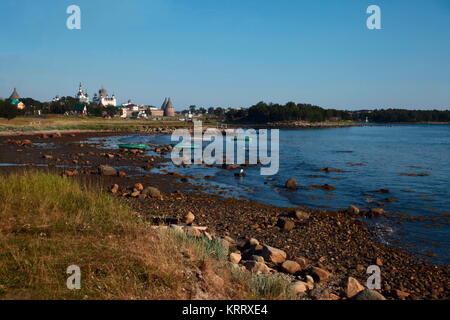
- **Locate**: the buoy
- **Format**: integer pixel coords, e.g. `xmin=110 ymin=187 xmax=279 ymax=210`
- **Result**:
xmin=234 ymin=168 xmax=246 ymax=177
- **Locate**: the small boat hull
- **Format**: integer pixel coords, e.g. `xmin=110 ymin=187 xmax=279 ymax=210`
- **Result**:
xmin=173 ymin=144 xmax=201 ymax=149
xmin=118 ymin=144 xmax=149 ymax=150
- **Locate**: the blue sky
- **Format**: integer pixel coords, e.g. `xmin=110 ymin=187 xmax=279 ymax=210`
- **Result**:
xmin=0 ymin=0 xmax=449 ymax=110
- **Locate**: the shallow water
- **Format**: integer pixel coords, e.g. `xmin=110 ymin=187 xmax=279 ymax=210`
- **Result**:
xmin=90 ymin=124 xmax=450 ymax=264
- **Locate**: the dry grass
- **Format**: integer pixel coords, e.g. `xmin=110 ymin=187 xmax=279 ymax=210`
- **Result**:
xmin=0 ymin=171 xmax=293 ymax=300
xmin=0 ymin=115 xmax=193 ymax=132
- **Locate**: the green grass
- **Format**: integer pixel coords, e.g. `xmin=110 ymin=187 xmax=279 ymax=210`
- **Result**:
xmin=0 ymin=171 xmax=294 ymax=300
xmin=230 ymin=269 xmax=295 ymax=300
xmin=170 ymin=231 xmax=229 ymax=261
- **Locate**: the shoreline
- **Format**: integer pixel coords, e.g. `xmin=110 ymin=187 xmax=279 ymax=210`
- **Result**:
xmin=2 ymin=121 xmax=448 ymax=138
xmin=0 ymin=131 xmax=448 ymax=300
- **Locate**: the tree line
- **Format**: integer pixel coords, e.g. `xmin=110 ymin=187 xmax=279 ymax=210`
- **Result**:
xmin=2 ymin=96 xmax=450 ymax=123
xmin=233 ymin=101 xmax=351 ymax=123
xmin=355 ymin=109 xmax=450 ymax=123
xmin=0 ymin=96 xmax=119 ymax=119
xmin=225 ymin=102 xmax=450 ymax=123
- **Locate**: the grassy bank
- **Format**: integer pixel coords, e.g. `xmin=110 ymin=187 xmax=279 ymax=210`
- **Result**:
xmin=0 ymin=115 xmax=193 ymax=133
xmin=0 ymin=171 xmax=293 ymax=300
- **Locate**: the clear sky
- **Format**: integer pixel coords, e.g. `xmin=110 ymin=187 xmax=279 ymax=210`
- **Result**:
xmin=0 ymin=0 xmax=449 ymax=110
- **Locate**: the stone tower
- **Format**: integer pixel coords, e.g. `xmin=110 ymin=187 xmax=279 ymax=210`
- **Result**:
xmin=164 ymin=98 xmax=175 ymax=117
xmin=9 ymin=88 xmax=20 ymax=100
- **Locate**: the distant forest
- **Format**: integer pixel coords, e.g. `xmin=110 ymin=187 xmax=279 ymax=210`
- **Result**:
xmin=2 ymin=96 xmax=118 ymax=117
xmin=225 ymin=101 xmax=450 ymax=123
xmin=356 ymin=109 xmax=450 ymax=123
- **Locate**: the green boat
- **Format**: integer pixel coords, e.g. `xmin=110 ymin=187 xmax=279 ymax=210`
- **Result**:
xmin=231 ymin=137 xmax=252 ymax=142
xmin=118 ymin=144 xmax=149 ymax=150
xmin=173 ymin=144 xmax=201 ymax=149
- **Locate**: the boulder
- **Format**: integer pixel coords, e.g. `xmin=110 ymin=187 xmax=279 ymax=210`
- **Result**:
xmin=311 ymin=267 xmax=331 ymax=283
xmin=281 ymin=260 xmax=301 ymax=274
xmin=21 ymin=139 xmax=32 ymax=145
xmin=131 ymin=191 xmax=140 ymax=197
xmin=371 ymin=208 xmax=385 ymax=215
xmin=183 ymin=226 xmax=203 ymax=237
xmin=348 ymin=205 xmax=360 ymax=215
xmin=376 ymin=257 xmax=383 ymax=266
xmin=142 ymin=186 xmax=161 ymax=199
xmin=320 ymin=167 xmax=343 ymax=173
xmin=306 ymin=275 xmax=315 ymax=290
xmin=291 ymin=281 xmax=309 ymax=294
xmin=243 ymin=261 xmax=270 ymax=274
xmin=229 ymin=252 xmax=242 ymax=264
xmin=223 ymin=236 xmax=236 ymax=246
xmin=366 ymin=208 xmax=384 ymax=218
xmin=346 ymin=277 xmax=365 ymax=298
xmin=277 ymin=218 xmax=295 ymax=231
xmin=319 ymin=291 xmax=341 ymax=300
xmin=394 ymin=289 xmax=410 ymax=300
xmin=261 ymin=245 xmax=287 ymax=264
xmin=285 ymin=178 xmax=298 ymax=190
xmin=352 ymin=289 xmax=386 ymax=300
xmin=293 ymin=210 xmax=310 ymax=221
xmin=203 ymin=231 xmax=213 ymax=241
xmin=312 ymin=184 xmax=335 ymax=191
xmin=184 ymin=212 xmax=195 ymax=225
xmin=98 ymin=165 xmax=117 ymax=176
xmin=110 ymin=184 xmax=119 ymax=194
xmin=251 ymin=255 xmax=265 ymax=263
xmin=294 ymin=257 xmax=309 ymax=270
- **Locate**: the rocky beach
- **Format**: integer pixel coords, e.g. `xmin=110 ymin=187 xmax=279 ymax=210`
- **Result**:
xmin=0 ymin=129 xmax=448 ymax=300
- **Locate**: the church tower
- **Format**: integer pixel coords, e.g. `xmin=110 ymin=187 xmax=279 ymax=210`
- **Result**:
xmin=76 ymin=83 xmax=90 ymax=103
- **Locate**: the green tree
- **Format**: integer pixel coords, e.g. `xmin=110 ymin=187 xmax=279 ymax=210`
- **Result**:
xmin=105 ymin=106 xmax=119 ymax=117
xmin=0 ymin=100 xmax=19 ymax=120
xmin=87 ymin=103 xmax=103 ymax=117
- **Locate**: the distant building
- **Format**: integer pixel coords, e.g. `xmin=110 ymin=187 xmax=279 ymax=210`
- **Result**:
xmin=9 ymin=88 xmax=25 ymax=110
xmin=162 ymin=97 xmax=175 ymax=117
xmin=120 ymin=100 xmax=148 ymax=119
xmin=72 ymin=104 xmax=87 ymax=116
xmin=93 ymin=86 xmax=116 ymax=107
xmin=9 ymin=88 xmax=20 ymax=100
xmin=149 ymin=107 xmax=164 ymax=117
xmin=75 ymin=83 xmax=90 ymax=103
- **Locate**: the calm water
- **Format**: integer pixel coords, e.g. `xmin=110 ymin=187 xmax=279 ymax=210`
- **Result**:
xmin=93 ymin=124 xmax=450 ymax=264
